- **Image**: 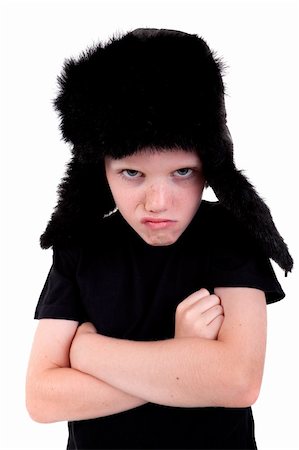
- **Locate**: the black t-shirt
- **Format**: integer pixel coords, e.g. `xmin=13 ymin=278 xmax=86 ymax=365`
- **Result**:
xmin=35 ymin=201 xmax=285 ymax=449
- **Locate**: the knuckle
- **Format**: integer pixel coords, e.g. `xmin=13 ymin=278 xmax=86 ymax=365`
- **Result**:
xmin=183 ymin=308 xmax=194 ymax=322
xmin=199 ymin=288 xmax=210 ymax=297
xmin=176 ymin=301 xmax=185 ymax=313
xmin=215 ymin=305 xmax=224 ymax=314
xmin=210 ymin=294 xmax=221 ymax=304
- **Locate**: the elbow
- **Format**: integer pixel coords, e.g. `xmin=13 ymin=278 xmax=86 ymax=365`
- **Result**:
xmin=26 ymin=400 xmax=45 ymax=424
xmin=26 ymin=394 xmax=52 ymax=424
xmin=26 ymin=383 xmax=57 ymax=424
xmin=244 ymin=374 xmax=263 ymax=406
xmin=229 ymin=371 xmax=263 ymax=408
xmin=26 ymin=400 xmax=57 ymax=424
xmin=234 ymin=383 xmax=261 ymax=408
xmin=27 ymin=406 xmax=49 ymax=424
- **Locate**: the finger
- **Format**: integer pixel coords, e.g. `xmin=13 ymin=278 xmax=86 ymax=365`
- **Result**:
xmin=182 ymin=293 xmax=221 ymax=313
xmin=179 ymin=288 xmax=213 ymax=307
xmin=202 ymin=304 xmax=224 ymax=325
xmin=208 ymin=314 xmax=224 ymax=333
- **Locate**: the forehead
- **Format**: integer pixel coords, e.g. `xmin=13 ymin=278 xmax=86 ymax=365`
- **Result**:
xmin=106 ymin=148 xmax=202 ymax=168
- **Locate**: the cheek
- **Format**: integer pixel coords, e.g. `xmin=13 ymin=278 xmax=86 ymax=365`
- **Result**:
xmin=113 ymin=188 xmax=140 ymax=212
xmin=106 ymin=175 xmax=133 ymax=209
xmin=180 ymin=180 xmax=205 ymax=206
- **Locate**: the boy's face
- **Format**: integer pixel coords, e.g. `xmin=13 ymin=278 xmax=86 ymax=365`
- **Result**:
xmin=105 ymin=149 xmax=205 ymax=246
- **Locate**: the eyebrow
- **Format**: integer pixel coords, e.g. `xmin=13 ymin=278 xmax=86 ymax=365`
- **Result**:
xmin=110 ymin=160 xmax=202 ymax=168
xmin=110 ymin=164 xmax=203 ymax=175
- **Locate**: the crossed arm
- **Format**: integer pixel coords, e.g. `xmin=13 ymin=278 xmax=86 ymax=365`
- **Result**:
xmin=26 ymin=287 xmax=267 ymax=423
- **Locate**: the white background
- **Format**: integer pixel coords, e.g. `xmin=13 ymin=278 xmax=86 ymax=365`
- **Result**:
xmin=1 ymin=0 xmax=298 ymax=449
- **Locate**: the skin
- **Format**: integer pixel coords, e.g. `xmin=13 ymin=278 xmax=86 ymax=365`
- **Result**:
xmin=26 ymin=149 xmax=267 ymax=423
xmin=69 ymin=287 xmax=266 ymax=408
xmin=26 ymin=287 xmax=227 ymax=422
xmin=104 ymin=148 xmax=206 ymax=246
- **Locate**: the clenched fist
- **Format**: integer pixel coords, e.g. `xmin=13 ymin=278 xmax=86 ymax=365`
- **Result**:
xmin=175 ymin=288 xmax=224 ymax=340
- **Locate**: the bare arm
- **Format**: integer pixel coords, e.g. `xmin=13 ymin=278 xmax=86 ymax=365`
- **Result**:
xmin=26 ymin=319 xmax=147 ymax=423
xmin=70 ymin=287 xmax=267 ymax=408
xmin=26 ymin=288 xmax=223 ymax=423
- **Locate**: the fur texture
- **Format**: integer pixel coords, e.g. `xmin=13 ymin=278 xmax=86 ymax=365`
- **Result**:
xmin=40 ymin=28 xmax=293 ymax=273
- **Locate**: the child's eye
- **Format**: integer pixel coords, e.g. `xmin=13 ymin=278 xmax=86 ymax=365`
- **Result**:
xmin=121 ymin=169 xmax=142 ymax=178
xmin=175 ymin=168 xmax=193 ymax=177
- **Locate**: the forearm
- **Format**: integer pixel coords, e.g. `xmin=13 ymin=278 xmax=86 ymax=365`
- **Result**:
xmin=26 ymin=366 xmax=147 ymax=423
xmin=71 ymin=334 xmax=253 ymax=408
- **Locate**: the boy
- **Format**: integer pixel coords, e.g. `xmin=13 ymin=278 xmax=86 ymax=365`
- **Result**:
xmin=26 ymin=28 xmax=292 ymax=449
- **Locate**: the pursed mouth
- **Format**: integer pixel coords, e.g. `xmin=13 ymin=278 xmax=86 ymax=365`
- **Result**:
xmin=141 ymin=218 xmax=175 ymax=224
xmin=141 ymin=218 xmax=177 ymax=229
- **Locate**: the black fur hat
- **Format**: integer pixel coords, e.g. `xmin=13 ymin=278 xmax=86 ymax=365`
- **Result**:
xmin=40 ymin=28 xmax=293 ymax=274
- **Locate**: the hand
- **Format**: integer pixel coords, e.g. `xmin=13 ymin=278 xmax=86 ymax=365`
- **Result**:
xmin=74 ymin=322 xmax=97 ymax=338
xmin=175 ymin=288 xmax=224 ymax=340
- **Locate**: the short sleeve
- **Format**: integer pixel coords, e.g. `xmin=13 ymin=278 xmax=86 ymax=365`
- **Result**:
xmin=34 ymin=246 xmax=86 ymax=321
xmin=207 ymin=207 xmax=285 ymax=305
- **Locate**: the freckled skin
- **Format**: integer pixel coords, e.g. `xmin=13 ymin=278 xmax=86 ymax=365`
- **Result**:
xmin=105 ymin=149 xmax=206 ymax=247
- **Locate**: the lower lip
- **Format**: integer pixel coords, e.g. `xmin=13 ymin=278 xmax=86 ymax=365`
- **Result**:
xmin=143 ymin=221 xmax=175 ymax=230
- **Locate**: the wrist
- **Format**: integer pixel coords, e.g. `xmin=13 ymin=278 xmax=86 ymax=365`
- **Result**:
xmin=70 ymin=322 xmax=99 ymax=370
xmin=70 ymin=331 xmax=108 ymax=375
xmin=70 ymin=332 xmax=90 ymax=371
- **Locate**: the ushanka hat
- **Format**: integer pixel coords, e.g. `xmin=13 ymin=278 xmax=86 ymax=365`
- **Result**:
xmin=40 ymin=27 xmax=293 ymax=274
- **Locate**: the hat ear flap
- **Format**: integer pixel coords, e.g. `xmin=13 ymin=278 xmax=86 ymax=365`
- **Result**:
xmin=207 ymin=165 xmax=293 ymax=274
xmin=198 ymin=125 xmax=292 ymax=273
xmin=40 ymin=154 xmax=115 ymax=249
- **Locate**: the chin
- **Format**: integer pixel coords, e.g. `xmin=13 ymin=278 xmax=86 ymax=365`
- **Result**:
xmin=142 ymin=232 xmax=180 ymax=247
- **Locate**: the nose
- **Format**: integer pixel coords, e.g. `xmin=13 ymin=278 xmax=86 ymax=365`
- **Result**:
xmin=144 ymin=183 xmax=170 ymax=213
